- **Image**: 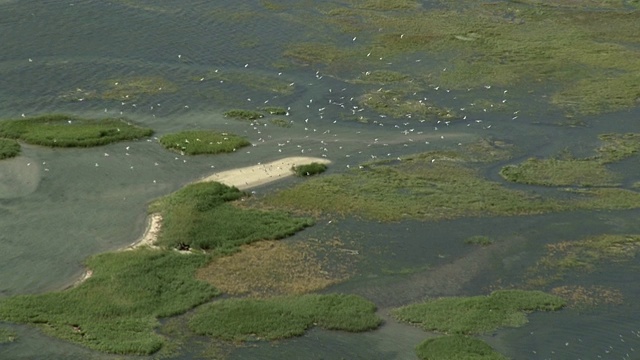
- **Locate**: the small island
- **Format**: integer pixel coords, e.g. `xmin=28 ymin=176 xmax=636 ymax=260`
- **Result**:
xmin=0 ymin=114 xmax=153 ymax=148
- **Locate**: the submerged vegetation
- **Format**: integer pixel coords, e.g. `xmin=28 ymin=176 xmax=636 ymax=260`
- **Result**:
xmin=102 ymin=76 xmax=177 ymax=101
xmin=159 ymin=130 xmax=250 ymax=155
xmin=0 ymin=138 xmax=20 ymax=159
xmin=189 ymin=294 xmax=382 ymax=341
xmin=0 ymin=114 xmax=153 ymax=147
xmin=0 ymin=250 xmax=217 ymax=355
xmin=392 ymin=290 xmax=565 ymax=335
xmin=149 ymin=182 xmax=313 ymax=252
xmin=415 ymin=335 xmax=506 ymax=360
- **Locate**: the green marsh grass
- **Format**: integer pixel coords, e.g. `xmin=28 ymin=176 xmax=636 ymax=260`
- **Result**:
xmin=0 ymin=138 xmax=20 ymax=159
xmin=292 ymin=162 xmax=328 ymax=177
xmin=392 ymin=290 xmax=565 ymax=335
xmin=223 ymin=109 xmax=264 ymax=121
xmin=149 ymin=182 xmax=314 ymax=252
xmin=0 ymin=249 xmax=218 ymax=355
xmin=159 ymin=130 xmax=250 ymax=155
xmin=259 ymin=147 xmax=640 ymax=222
xmin=415 ymin=335 xmax=507 ymax=360
xmin=0 ymin=114 xmax=153 ymax=147
xmin=189 ymin=294 xmax=382 ymax=341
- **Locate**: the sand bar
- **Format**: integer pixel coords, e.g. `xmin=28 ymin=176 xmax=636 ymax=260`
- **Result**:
xmin=196 ymin=156 xmax=331 ymax=190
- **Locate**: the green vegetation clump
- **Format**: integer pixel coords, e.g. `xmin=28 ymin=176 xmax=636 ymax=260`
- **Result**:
xmin=159 ymin=130 xmax=250 ymax=155
xmin=415 ymin=335 xmax=507 ymax=360
xmin=392 ymin=290 xmax=565 ymax=335
xmin=189 ymin=294 xmax=382 ymax=341
xmin=293 ymin=162 xmax=328 ymax=176
xmin=0 ymin=328 xmax=17 ymax=344
xmin=0 ymin=249 xmax=218 ymax=355
xmin=0 ymin=138 xmax=20 ymax=159
xmin=223 ymin=109 xmax=264 ymax=121
xmin=464 ymin=235 xmax=493 ymax=246
xmin=0 ymin=114 xmax=153 ymax=147
xmin=500 ymin=158 xmax=620 ymax=187
xmin=150 ymin=182 xmax=314 ymax=252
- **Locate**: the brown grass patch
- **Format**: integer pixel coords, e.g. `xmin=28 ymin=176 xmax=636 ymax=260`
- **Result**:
xmin=196 ymin=240 xmax=354 ymax=298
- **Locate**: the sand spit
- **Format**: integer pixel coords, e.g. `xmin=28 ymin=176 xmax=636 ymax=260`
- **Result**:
xmin=73 ymin=157 xmax=330 ymax=286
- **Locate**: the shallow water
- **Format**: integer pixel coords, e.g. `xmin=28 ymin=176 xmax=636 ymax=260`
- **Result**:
xmin=1 ymin=0 xmax=640 ymax=359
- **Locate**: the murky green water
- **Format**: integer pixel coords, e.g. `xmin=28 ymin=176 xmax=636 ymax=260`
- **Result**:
xmin=2 ymin=0 xmax=640 ymax=359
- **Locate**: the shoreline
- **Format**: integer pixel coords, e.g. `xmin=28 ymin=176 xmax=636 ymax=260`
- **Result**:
xmin=73 ymin=156 xmax=330 ymax=286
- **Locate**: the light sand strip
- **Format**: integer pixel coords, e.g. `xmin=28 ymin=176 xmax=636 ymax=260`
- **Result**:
xmin=196 ymin=156 xmax=331 ymax=190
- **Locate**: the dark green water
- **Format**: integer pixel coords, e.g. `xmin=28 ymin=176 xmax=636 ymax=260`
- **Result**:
xmin=1 ymin=1 xmax=640 ymax=359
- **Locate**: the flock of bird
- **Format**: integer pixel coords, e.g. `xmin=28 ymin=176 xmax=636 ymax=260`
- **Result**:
xmin=21 ymin=48 xmax=523 ymax=187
